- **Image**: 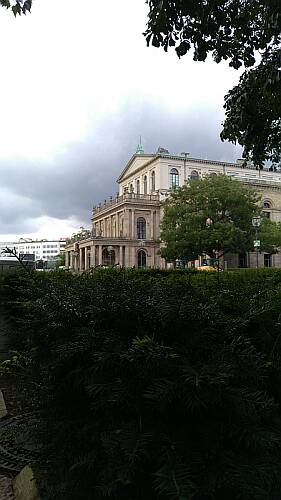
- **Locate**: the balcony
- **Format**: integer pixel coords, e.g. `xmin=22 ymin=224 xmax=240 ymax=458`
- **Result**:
xmin=92 ymin=192 xmax=160 ymax=215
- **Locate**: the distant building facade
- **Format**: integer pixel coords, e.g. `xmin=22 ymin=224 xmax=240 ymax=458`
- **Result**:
xmin=65 ymin=147 xmax=281 ymax=270
xmin=0 ymin=238 xmax=66 ymax=262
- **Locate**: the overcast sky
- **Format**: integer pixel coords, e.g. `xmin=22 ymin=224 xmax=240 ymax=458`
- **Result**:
xmin=0 ymin=0 xmax=242 ymax=241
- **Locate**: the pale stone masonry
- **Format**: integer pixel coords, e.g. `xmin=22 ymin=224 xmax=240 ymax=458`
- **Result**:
xmin=65 ymin=147 xmax=281 ymax=270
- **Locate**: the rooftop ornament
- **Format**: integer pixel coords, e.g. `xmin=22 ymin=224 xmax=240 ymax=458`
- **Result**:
xmin=135 ymin=136 xmax=144 ymax=155
xmin=157 ymin=146 xmax=170 ymax=154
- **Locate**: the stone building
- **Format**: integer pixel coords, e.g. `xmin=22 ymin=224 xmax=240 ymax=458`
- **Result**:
xmin=65 ymin=147 xmax=281 ymax=270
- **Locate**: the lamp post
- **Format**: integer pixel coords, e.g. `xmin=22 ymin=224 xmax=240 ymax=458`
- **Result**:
xmin=181 ymin=152 xmax=190 ymax=183
xmin=252 ymin=216 xmax=261 ymax=269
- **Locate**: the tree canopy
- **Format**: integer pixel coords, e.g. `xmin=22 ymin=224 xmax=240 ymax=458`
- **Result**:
xmin=66 ymin=226 xmax=92 ymax=244
xmin=144 ymin=0 xmax=281 ymax=166
xmin=0 ymin=0 xmax=32 ymax=16
xmin=160 ymin=174 xmax=281 ymax=262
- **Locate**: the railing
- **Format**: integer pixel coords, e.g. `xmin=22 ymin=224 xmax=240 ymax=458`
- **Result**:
xmin=93 ymin=192 xmax=160 ymax=214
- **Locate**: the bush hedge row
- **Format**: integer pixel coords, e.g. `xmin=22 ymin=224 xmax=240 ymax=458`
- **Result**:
xmin=3 ymin=268 xmax=281 ymax=500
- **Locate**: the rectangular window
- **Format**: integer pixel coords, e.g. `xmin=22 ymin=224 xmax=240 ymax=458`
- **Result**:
xmin=238 ymin=253 xmax=247 ymax=268
xmin=264 ymin=254 xmax=272 ymax=268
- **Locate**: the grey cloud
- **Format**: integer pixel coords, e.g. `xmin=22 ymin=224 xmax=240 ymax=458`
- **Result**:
xmin=0 ymin=97 xmax=241 ymax=235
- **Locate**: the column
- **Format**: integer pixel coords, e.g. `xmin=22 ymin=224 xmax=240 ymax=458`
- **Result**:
xmin=98 ymin=245 xmax=103 ymax=266
xmin=130 ymin=247 xmax=136 ymax=267
xmin=90 ymin=245 xmax=95 ymax=268
xmin=123 ymin=209 xmax=129 ymax=237
xmin=150 ymin=210 xmax=154 ymax=239
xmin=65 ymin=251 xmax=69 ymax=268
xmin=69 ymin=252 xmax=73 ymax=269
xmin=124 ymin=246 xmax=129 ymax=267
xmin=85 ymin=247 xmax=89 ymax=271
xmin=151 ymin=247 xmax=155 ymax=267
xmin=155 ymin=209 xmax=160 ymax=239
xmin=131 ymin=209 xmax=135 ymax=238
xmin=79 ymin=248 xmax=83 ymax=272
xmin=119 ymin=245 xmax=123 ymax=266
xmin=117 ymin=212 xmax=120 ymax=237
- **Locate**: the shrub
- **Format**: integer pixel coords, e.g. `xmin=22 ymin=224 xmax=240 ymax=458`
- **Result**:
xmin=3 ymin=269 xmax=281 ymax=500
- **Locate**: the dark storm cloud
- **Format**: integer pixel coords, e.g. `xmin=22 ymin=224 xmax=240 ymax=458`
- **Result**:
xmin=0 ymin=98 xmax=241 ymax=234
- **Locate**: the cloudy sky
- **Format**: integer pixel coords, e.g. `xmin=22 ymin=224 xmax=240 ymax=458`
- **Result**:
xmin=0 ymin=0 xmax=242 ymax=241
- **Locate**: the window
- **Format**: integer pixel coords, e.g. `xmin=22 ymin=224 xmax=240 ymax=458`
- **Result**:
xmin=170 ymin=168 xmax=179 ymax=188
xmin=238 ymin=253 xmax=247 ymax=268
xmin=130 ymin=184 xmax=134 ymax=193
xmin=136 ymin=179 xmax=140 ymax=194
xmin=263 ymin=200 xmax=271 ymax=209
xmin=264 ymin=254 xmax=272 ymax=268
xmin=263 ymin=211 xmax=270 ymax=219
xmin=138 ymin=250 xmax=146 ymax=268
xmin=102 ymin=248 xmax=115 ymax=266
xmin=137 ymin=217 xmax=146 ymax=239
xmin=143 ymin=175 xmax=147 ymax=194
xmin=190 ymin=170 xmax=199 ymax=181
xmin=151 ymin=171 xmax=155 ymax=192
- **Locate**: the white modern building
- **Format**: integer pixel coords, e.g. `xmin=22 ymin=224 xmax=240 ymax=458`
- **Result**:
xmin=0 ymin=238 xmax=67 ymax=261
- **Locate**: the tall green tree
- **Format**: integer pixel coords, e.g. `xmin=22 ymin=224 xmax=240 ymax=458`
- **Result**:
xmin=0 ymin=0 xmax=32 ymax=15
xmin=160 ymin=174 xmax=281 ymax=262
xmin=144 ymin=0 xmax=281 ymax=166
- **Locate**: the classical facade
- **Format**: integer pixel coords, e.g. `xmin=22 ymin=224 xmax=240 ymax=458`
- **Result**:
xmin=65 ymin=147 xmax=281 ymax=270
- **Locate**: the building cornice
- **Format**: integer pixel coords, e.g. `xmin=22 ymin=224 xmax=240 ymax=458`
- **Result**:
xmin=117 ymin=152 xmax=281 ymax=184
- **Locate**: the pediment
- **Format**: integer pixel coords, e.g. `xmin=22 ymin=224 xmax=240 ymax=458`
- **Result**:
xmin=117 ymin=154 xmax=155 ymax=182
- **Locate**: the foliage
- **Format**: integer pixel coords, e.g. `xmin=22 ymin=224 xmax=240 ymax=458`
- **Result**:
xmin=4 ymin=268 xmax=281 ymax=499
xmin=0 ymin=0 xmax=32 ymax=16
xmin=66 ymin=226 xmax=92 ymax=244
xmin=259 ymin=217 xmax=281 ymax=254
xmin=221 ymin=49 xmax=281 ymax=167
xmin=160 ymin=174 xmax=275 ymax=262
xmin=54 ymin=252 xmax=65 ymax=268
xmin=144 ymin=0 xmax=281 ymax=165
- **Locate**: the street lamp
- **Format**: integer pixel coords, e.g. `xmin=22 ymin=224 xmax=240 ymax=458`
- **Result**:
xmin=181 ymin=152 xmax=190 ymax=183
xmin=252 ymin=216 xmax=261 ymax=269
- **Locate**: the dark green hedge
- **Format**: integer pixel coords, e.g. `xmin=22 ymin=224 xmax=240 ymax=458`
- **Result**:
xmin=3 ymin=268 xmax=281 ymax=500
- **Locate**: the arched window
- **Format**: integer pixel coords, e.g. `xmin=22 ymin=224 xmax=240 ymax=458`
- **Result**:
xmin=151 ymin=171 xmax=155 ymax=192
xmin=130 ymin=183 xmax=134 ymax=193
xmin=170 ymin=168 xmax=179 ymax=188
xmin=138 ymin=250 xmax=146 ymax=268
xmin=143 ymin=175 xmax=147 ymax=194
xmin=136 ymin=179 xmax=140 ymax=194
xmin=102 ymin=248 xmax=115 ymax=267
xmin=137 ymin=217 xmax=146 ymax=239
xmin=263 ymin=200 xmax=271 ymax=209
xmin=190 ymin=170 xmax=199 ymax=181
